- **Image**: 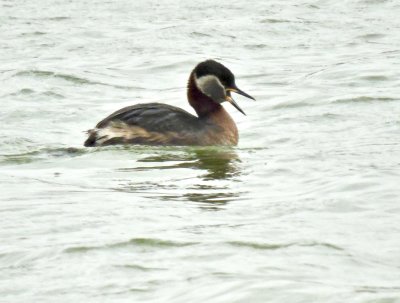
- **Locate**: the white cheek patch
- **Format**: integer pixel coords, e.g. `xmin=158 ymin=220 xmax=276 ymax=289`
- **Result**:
xmin=195 ymin=75 xmax=226 ymax=101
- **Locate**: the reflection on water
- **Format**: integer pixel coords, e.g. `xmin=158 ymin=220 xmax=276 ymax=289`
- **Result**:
xmin=131 ymin=147 xmax=240 ymax=180
xmin=183 ymin=189 xmax=239 ymax=204
xmin=192 ymin=148 xmax=239 ymax=180
xmin=117 ymin=147 xmax=241 ymax=180
xmin=114 ymin=147 xmax=244 ymax=205
xmin=0 ymin=146 xmax=243 ymax=207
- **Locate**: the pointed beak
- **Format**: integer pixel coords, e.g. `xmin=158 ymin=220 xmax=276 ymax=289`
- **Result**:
xmin=227 ymin=86 xmax=256 ymax=101
xmin=225 ymin=96 xmax=246 ymax=116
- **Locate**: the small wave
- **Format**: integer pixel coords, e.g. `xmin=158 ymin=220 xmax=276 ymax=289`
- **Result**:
xmin=0 ymin=147 xmax=86 ymax=165
xmin=42 ymin=91 xmax=64 ymax=98
xmin=64 ymin=238 xmax=198 ymax=253
xmin=19 ymin=88 xmax=34 ymax=94
xmin=357 ymin=33 xmax=385 ymax=40
xmin=228 ymin=241 xmax=343 ymax=251
xmin=228 ymin=241 xmax=291 ymax=250
xmin=260 ymin=18 xmax=290 ymax=24
xmin=272 ymin=101 xmax=313 ymax=109
xmin=332 ymin=96 xmax=396 ymax=104
xmin=15 ymin=70 xmax=94 ymax=85
xmin=14 ymin=70 xmax=137 ymax=90
xmin=47 ymin=16 xmax=70 ymax=21
xmin=244 ymin=44 xmax=267 ymax=49
xmin=190 ymin=31 xmax=212 ymax=38
xmin=113 ymin=264 xmax=166 ymax=272
xmin=6 ymin=88 xmax=64 ymax=99
xmin=140 ymin=60 xmax=193 ymax=72
xmin=356 ymin=285 xmax=400 ymax=294
xmin=20 ymin=31 xmax=46 ymax=36
xmin=360 ymin=75 xmax=389 ymax=82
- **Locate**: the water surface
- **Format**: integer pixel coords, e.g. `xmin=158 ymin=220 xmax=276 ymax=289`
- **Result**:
xmin=1 ymin=0 xmax=400 ymax=302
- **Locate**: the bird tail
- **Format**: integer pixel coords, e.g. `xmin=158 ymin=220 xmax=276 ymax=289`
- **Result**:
xmin=84 ymin=129 xmax=97 ymax=147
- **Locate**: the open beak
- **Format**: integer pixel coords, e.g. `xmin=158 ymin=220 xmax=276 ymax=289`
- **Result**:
xmin=225 ymin=95 xmax=246 ymax=116
xmin=225 ymin=86 xmax=255 ymax=115
xmin=227 ymin=87 xmax=256 ymax=101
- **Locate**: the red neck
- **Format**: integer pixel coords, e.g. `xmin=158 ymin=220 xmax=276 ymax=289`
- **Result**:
xmin=187 ymin=72 xmax=222 ymax=118
xmin=186 ymin=72 xmax=238 ymax=144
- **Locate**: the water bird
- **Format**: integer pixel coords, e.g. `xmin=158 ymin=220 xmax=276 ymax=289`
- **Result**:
xmin=84 ymin=60 xmax=255 ymax=147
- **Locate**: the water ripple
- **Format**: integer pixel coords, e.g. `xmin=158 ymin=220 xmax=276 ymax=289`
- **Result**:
xmin=228 ymin=241 xmax=344 ymax=251
xmin=64 ymin=238 xmax=198 ymax=253
xmin=0 ymin=147 xmax=85 ymax=164
xmin=13 ymin=70 xmax=139 ymax=90
xmin=332 ymin=96 xmax=397 ymax=104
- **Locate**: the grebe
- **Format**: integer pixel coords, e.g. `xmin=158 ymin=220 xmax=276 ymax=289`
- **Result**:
xmin=84 ymin=60 xmax=255 ymax=147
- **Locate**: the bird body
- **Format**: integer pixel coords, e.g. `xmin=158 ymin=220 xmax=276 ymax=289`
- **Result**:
xmin=84 ymin=60 xmax=254 ymax=147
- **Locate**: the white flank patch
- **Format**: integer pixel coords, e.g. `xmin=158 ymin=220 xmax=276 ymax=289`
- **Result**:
xmin=93 ymin=122 xmax=173 ymax=145
xmin=95 ymin=127 xmax=118 ymax=145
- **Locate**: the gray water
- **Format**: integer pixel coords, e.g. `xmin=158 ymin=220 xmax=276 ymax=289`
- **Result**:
xmin=1 ymin=0 xmax=400 ymax=302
